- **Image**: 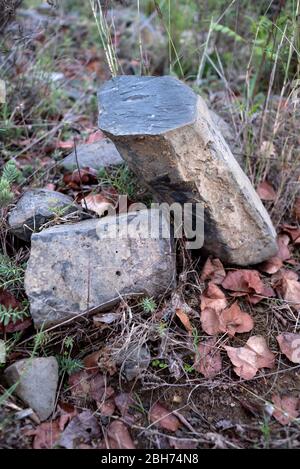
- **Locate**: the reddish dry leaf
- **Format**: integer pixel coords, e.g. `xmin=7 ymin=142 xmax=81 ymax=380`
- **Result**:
xmin=222 ymin=269 xmax=265 ymax=294
xmin=194 ymin=337 xmax=222 ymax=378
xmin=282 ymin=278 xmax=300 ymax=310
xmin=276 ymin=234 xmax=291 ymax=261
xmin=257 ymin=181 xmax=276 ymax=201
xmin=63 ymin=168 xmax=98 ymax=187
xmin=149 ymin=403 xmax=181 ymax=432
xmin=27 ymin=420 xmax=61 ymax=449
xmin=281 ymin=225 xmax=300 ymax=243
xmin=83 ymin=350 xmax=101 ymax=373
xmin=277 ymin=333 xmax=300 ymax=364
xmin=200 ymin=283 xmax=227 ymax=313
xmin=106 ymin=420 xmax=135 ymax=449
xmin=225 ymin=336 xmax=275 ymax=380
xmin=259 ymin=257 xmax=283 ymax=275
xmin=246 ymin=336 xmax=275 ymax=369
xmin=225 ymin=345 xmax=257 ymax=379
xmin=200 ymin=308 xmax=220 ymax=335
xmin=219 ymin=303 xmax=254 ymax=337
xmin=0 ymin=289 xmax=32 ymax=333
xmin=293 ymin=197 xmax=300 ymax=221
xmin=201 ymin=303 xmax=254 ymax=337
xmin=97 ymin=398 xmax=115 ymax=417
xmin=272 ymin=395 xmax=299 ymax=425
xmin=82 ymin=193 xmax=114 ymax=217
xmin=68 ymin=370 xmax=114 ymax=401
xmin=0 ymin=289 xmax=21 ymax=309
xmin=175 ymin=308 xmax=193 ymax=333
xmin=59 ymin=410 xmax=100 ymax=449
xmin=200 ymin=257 xmax=226 ymax=285
xmin=86 ymin=130 xmax=104 ymax=144
xmin=56 ymin=140 xmax=74 ymax=149
xmin=1 ymin=317 xmax=32 ymax=333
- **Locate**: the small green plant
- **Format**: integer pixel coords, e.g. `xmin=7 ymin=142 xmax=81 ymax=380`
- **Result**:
xmin=141 ymin=297 xmax=157 ymax=314
xmin=0 ymin=160 xmax=21 ymax=208
xmin=33 ymin=330 xmax=51 ymax=351
xmin=0 ymin=254 xmax=25 ymax=289
xmin=151 ymin=359 xmax=168 ymax=370
xmin=0 ymin=305 xmax=29 ymax=327
xmin=98 ymin=165 xmax=139 ymax=200
xmin=260 ymin=417 xmax=271 ymax=448
xmin=57 ymin=353 xmax=83 ymax=376
xmin=157 ymin=321 xmax=168 ymax=337
xmin=183 ymin=362 xmax=194 ymax=373
xmin=63 ymin=336 xmax=75 ymax=350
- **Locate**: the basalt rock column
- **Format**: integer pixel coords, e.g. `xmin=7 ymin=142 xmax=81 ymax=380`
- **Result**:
xmin=98 ymin=76 xmax=277 ymax=265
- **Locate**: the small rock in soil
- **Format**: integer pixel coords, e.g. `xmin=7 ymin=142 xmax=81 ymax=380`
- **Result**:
xmin=8 ymin=189 xmax=80 ymax=241
xmin=4 ymin=357 xmax=58 ymax=421
xmin=60 ymin=139 xmax=123 ymax=171
xmin=25 ymin=209 xmax=176 ymax=327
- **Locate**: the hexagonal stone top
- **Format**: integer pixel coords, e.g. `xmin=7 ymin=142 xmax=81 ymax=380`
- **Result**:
xmin=98 ymin=76 xmax=197 ymax=136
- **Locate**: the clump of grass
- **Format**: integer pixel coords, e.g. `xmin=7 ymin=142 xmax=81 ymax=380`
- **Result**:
xmin=98 ymin=164 xmax=140 ymax=200
xmin=0 ymin=254 xmax=25 ymax=290
xmin=0 ymin=160 xmax=21 ymax=208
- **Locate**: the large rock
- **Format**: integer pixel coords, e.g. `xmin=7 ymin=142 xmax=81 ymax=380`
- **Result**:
xmin=4 ymin=357 xmax=58 ymax=421
xmin=98 ymin=76 xmax=277 ymax=266
xmin=8 ymin=189 xmax=80 ymax=241
xmin=60 ymin=139 xmax=123 ymax=171
xmin=25 ymin=209 xmax=176 ymax=327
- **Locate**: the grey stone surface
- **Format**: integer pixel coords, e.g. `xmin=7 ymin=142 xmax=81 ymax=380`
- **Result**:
xmin=25 ymin=209 xmax=176 ymax=327
xmin=60 ymin=139 xmax=123 ymax=171
xmin=98 ymin=76 xmax=277 ymax=266
xmin=8 ymin=189 xmax=80 ymax=241
xmin=4 ymin=357 xmax=58 ymax=421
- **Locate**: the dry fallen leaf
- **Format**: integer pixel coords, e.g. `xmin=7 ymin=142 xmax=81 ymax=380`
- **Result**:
xmin=149 ymin=403 xmax=181 ymax=432
xmin=257 ymin=181 xmax=276 ymax=201
xmin=59 ymin=410 xmax=100 ymax=449
xmin=175 ymin=308 xmax=193 ymax=333
xmin=277 ymin=333 xmax=300 ymax=364
xmin=194 ymin=337 xmax=222 ymax=378
xmin=272 ymin=395 xmax=299 ymax=425
xmin=82 ymin=193 xmax=114 ymax=217
xmin=293 ymin=197 xmax=300 ymax=221
xmin=201 ymin=257 xmax=226 ymax=284
xmin=222 ymin=269 xmax=274 ymax=303
xmin=86 ymin=130 xmax=104 ymax=144
xmin=281 ymin=225 xmax=300 ymax=244
xmin=219 ymin=303 xmax=254 ymax=337
xmin=106 ymin=420 xmax=135 ymax=449
xmin=259 ymin=257 xmax=283 ymax=275
xmin=225 ymin=335 xmax=275 ymax=380
xmin=27 ymin=420 xmax=61 ymax=449
xmin=276 ymin=234 xmax=291 ymax=261
xmin=200 ymin=308 xmax=220 ymax=335
xmin=282 ymin=279 xmax=300 ymax=311
xmin=222 ymin=269 xmax=264 ymax=294
xmin=201 ymin=302 xmax=254 ymax=337
xmin=201 ymin=283 xmax=227 ymax=313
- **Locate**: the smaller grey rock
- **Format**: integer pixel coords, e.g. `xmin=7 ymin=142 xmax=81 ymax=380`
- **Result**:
xmin=4 ymin=357 xmax=58 ymax=421
xmin=8 ymin=189 xmax=80 ymax=241
xmin=60 ymin=139 xmax=123 ymax=171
